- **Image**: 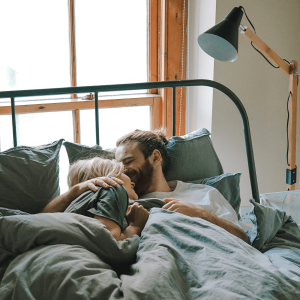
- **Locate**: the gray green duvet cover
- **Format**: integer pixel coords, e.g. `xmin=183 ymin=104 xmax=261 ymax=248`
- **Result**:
xmin=0 ymin=206 xmax=300 ymax=299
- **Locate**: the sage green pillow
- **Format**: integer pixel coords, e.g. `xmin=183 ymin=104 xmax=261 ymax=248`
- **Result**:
xmin=63 ymin=142 xmax=115 ymax=165
xmin=165 ymin=128 xmax=223 ymax=182
xmin=0 ymin=139 xmax=64 ymax=214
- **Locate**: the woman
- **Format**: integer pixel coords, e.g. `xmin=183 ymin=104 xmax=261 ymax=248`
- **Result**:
xmin=64 ymin=157 xmax=150 ymax=242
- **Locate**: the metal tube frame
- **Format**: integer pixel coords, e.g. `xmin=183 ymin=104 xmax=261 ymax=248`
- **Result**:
xmin=0 ymin=79 xmax=260 ymax=202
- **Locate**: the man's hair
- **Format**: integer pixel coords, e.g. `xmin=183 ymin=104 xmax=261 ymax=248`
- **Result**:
xmin=68 ymin=157 xmax=124 ymax=188
xmin=116 ymin=127 xmax=170 ymax=174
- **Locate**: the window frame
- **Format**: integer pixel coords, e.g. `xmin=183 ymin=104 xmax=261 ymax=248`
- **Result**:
xmin=0 ymin=0 xmax=187 ymax=141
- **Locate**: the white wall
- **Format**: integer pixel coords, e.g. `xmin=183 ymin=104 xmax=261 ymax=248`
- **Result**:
xmin=187 ymin=0 xmax=300 ymax=206
xmin=186 ymin=0 xmax=216 ymax=133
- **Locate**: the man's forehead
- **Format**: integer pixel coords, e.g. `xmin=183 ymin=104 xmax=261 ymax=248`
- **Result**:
xmin=115 ymin=141 xmax=142 ymax=161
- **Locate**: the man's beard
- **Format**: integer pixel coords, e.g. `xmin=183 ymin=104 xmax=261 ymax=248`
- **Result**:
xmin=126 ymin=159 xmax=153 ymax=196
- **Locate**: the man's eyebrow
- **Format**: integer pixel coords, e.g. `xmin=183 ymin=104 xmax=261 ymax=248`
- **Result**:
xmin=121 ymin=155 xmax=134 ymax=162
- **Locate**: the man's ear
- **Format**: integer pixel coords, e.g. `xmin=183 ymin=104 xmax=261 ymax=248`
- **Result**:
xmin=151 ymin=149 xmax=163 ymax=166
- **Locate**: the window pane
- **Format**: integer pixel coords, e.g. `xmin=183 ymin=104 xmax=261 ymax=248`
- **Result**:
xmin=0 ymin=112 xmax=73 ymax=194
xmin=80 ymin=106 xmax=150 ymax=149
xmin=75 ymin=0 xmax=147 ymax=93
xmin=0 ymin=0 xmax=70 ymax=94
xmin=0 ymin=112 xmax=73 ymax=150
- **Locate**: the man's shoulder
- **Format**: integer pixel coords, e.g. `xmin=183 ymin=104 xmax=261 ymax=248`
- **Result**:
xmin=175 ymin=180 xmax=219 ymax=193
xmin=166 ymin=180 xmax=209 ymax=193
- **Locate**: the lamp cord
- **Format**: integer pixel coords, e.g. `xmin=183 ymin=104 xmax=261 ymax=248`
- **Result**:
xmin=286 ymin=91 xmax=292 ymax=166
xmin=239 ymin=6 xmax=289 ymax=69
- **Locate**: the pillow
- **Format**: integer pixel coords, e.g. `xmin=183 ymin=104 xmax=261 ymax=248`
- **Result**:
xmin=0 ymin=139 xmax=64 ymax=214
xmin=246 ymin=199 xmax=300 ymax=252
xmin=64 ymin=141 xmax=115 ymax=164
xmin=165 ymin=128 xmax=223 ymax=182
xmin=188 ymin=173 xmax=241 ymax=219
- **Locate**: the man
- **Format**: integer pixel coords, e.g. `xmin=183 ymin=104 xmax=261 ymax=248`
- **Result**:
xmin=115 ymin=128 xmax=249 ymax=243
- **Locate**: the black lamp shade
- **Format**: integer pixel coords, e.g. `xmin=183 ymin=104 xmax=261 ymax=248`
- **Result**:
xmin=198 ymin=7 xmax=244 ymax=62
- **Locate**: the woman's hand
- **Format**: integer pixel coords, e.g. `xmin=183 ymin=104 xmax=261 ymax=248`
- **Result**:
xmin=73 ymin=176 xmax=124 ymax=199
xmin=126 ymin=203 xmax=150 ymax=230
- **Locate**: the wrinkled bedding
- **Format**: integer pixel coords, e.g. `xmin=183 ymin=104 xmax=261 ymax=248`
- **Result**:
xmin=1 ymin=206 xmax=300 ymax=299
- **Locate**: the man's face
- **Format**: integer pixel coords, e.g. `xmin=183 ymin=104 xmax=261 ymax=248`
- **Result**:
xmin=115 ymin=142 xmax=154 ymax=196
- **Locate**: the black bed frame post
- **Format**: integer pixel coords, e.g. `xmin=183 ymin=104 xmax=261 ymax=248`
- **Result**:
xmin=172 ymin=87 xmax=176 ymax=136
xmin=94 ymin=92 xmax=100 ymax=145
xmin=10 ymin=97 xmax=17 ymax=147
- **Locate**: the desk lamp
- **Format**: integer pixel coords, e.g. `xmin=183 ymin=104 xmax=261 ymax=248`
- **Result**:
xmin=197 ymin=6 xmax=298 ymax=191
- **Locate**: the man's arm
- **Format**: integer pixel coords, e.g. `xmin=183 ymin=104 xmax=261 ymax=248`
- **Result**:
xmin=40 ymin=177 xmax=124 ymax=213
xmin=162 ymin=199 xmax=249 ymax=244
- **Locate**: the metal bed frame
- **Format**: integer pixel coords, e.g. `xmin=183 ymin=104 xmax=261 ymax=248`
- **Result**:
xmin=0 ymin=79 xmax=259 ymax=202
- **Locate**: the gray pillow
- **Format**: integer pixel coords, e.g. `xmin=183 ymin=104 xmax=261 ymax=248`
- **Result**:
xmin=246 ymin=199 xmax=300 ymax=252
xmin=165 ymin=128 xmax=223 ymax=182
xmin=64 ymin=141 xmax=115 ymax=164
xmin=188 ymin=173 xmax=241 ymax=219
xmin=0 ymin=139 xmax=64 ymax=214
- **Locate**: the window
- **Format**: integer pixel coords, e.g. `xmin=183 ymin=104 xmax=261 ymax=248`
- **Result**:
xmin=0 ymin=0 xmax=70 ymax=92
xmin=0 ymin=0 xmax=151 ymax=151
xmin=75 ymin=0 xmax=147 ymax=89
xmin=0 ymin=0 xmax=187 ymax=151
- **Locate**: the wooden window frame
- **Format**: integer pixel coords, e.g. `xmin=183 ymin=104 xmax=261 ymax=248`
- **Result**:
xmin=0 ymin=0 xmax=187 ymax=142
xmin=149 ymin=0 xmax=187 ymax=137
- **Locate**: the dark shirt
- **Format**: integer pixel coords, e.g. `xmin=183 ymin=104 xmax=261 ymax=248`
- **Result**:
xmin=65 ymin=184 xmax=129 ymax=231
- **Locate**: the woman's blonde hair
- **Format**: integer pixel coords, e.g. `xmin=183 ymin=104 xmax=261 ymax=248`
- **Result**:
xmin=67 ymin=157 xmax=124 ymax=188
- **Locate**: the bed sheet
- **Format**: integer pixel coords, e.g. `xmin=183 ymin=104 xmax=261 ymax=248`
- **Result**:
xmin=0 ymin=207 xmax=300 ymax=299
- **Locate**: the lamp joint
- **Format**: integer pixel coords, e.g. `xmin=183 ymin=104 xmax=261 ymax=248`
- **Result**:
xmin=239 ymin=24 xmax=246 ymax=32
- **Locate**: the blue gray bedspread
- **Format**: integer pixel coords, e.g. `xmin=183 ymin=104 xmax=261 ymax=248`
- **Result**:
xmin=0 ymin=205 xmax=300 ymax=299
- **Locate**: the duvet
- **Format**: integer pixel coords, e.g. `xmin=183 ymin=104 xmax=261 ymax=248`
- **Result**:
xmin=0 ymin=206 xmax=300 ymax=299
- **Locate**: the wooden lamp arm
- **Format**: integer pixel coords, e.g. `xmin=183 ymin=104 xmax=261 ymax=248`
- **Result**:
xmin=241 ymin=26 xmax=290 ymax=75
xmin=241 ymin=26 xmax=298 ymax=190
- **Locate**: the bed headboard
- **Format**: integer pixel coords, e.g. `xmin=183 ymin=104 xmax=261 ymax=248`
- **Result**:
xmin=0 ymin=79 xmax=259 ymax=202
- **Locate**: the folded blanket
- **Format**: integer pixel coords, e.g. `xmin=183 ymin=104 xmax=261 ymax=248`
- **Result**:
xmin=0 ymin=213 xmax=139 ymax=283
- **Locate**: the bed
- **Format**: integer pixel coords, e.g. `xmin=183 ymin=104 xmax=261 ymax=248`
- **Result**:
xmin=0 ymin=80 xmax=300 ymax=299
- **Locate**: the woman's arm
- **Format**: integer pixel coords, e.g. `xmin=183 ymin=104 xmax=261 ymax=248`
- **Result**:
xmin=94 ymin=215 xmax=141 ymax=241
xmin=40 ymin=177 xmax=123 ymax=213
xmin=162 ymin=199 xmax=249 ymax=244
xmin=94 ymin=203 xmax=150 ymax=241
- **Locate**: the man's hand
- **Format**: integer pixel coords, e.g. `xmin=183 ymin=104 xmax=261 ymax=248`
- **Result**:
xmin=126 ymin=202 xmax=150 ymax=230
xmin=162 ymin=198 xmax=208 ymax=218
xmin=77 ymin=176 xmax=124 ymax=194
